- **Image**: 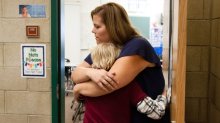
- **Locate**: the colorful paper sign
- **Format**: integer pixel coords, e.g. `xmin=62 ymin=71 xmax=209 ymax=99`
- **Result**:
xmin=21 ymin=44 xmax=46 ymax=78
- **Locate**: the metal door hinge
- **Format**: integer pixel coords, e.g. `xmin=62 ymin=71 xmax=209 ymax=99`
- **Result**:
xmin=57 ymin=83 xmax=60 ymax=100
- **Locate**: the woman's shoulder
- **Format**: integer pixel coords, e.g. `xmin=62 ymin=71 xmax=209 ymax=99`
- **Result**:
xmin=125 ymin=37 xmax=151 ymax=47
xmin=123 ymin=36 xmax=153 ymax=50
xmin=119 ymin=36 xmax=157 ymax=59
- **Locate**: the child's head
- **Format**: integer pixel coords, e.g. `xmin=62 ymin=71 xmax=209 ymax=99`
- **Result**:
xmin=91 ymin=43 xmax=121 ymax=71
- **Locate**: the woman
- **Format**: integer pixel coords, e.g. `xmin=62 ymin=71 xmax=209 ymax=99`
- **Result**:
xmin=73 ymin=43 xmax=167 ymax=122
xmin=72 ymin=2 xmax=170 ymax=123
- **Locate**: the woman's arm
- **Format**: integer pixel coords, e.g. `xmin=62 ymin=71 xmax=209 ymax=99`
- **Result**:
xmin=72 ymin=55 xmax=155 ymax=97
xmin=73 ymin=81 xmax=111 ymax=97
xmin=71 ymin=61 xmax=117 ymax=91
xmin=71 ymin=61 xmax=108 ymax=84
xmin=71 ymin=61 xmax=91 ymax=83
xmin=86 ymin=55 xmax=155 ymax=96
xmin=108 ymin=55 xmax=155 ymax=88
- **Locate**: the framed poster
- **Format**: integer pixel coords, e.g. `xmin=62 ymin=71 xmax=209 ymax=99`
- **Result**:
xmin=19 ymin=5 xmax=46 ymax=18
xmin=26 ymin=26 xmax=40 ymax=38
xmin=21 ymin=44 xmax=46 ymax=78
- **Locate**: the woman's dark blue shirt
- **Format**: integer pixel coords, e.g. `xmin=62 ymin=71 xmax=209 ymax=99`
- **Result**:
xmin=85 ymin=37 xmax=169 ymax=123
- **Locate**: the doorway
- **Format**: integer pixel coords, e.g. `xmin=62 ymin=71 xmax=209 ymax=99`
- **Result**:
xmin=63 ymin=0 xmax=172 ymax=123
xmin=51 ymin=0 xmax=187 ymax=123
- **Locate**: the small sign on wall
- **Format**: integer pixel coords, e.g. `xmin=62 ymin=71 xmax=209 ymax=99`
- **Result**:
xmin=19 ymin=5 xmax=46 ymax=18
xmin=21 ymin=44 xmax=46 ymax=78
xmin=26 ymin=26 xmax=39 ymax=38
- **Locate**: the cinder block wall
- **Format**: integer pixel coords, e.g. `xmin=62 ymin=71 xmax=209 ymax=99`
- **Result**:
xmin=209 ymin=0 xmax=220 ymax=122
xmin=186 ymin=0 xmax=220 ymax=123
xmin=0 ymin=0 xmax=51 ymax=123
xmin=186 ymin=0 xmax=210 ymax=122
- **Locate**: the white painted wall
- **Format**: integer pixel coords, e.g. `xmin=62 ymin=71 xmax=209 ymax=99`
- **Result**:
xmin=65 ymin=1 xmax=81 ymax=66
xmin=80 ymin=0 xmax=101 ymax=62
xmin=64 ymin=0 xmax=165 ymax=65
xmin=64 ymin=0 xmax=100 ymax=65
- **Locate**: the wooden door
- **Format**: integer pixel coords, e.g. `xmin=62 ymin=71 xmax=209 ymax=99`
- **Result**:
xmin=170 ymin=0 xmax=187 ymax=122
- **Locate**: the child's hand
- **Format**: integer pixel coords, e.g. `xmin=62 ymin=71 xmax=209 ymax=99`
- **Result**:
xmin=73 ymin=85 xmax=80 ymax=102
xmin=162 ymin=89 xmax=167 ymax=97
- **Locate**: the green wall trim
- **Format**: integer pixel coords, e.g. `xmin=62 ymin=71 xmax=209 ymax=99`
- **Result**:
xmin=51 ymin=0 xmax=65 ymax=122
xmin=51 ymin=0 xmax=59 ymax=123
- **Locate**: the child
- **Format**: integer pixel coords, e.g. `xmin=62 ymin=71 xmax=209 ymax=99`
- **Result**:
xmin=73 ymin=43 xmax=167 ymax=123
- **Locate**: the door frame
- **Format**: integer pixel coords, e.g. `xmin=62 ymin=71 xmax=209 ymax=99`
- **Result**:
xmin=51 ymin=0 xmax=65 ymax=123
xmin=170 ymin=0 xmax=187 ymax=122
xmin=51 ymin=0 xmax=187 ymax=123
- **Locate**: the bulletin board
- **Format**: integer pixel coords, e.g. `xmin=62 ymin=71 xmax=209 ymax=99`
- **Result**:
xmin=129 ymin=16 xmax=150 ymax=39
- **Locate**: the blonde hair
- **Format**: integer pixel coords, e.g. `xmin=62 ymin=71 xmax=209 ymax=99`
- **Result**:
xmin=91 ymin=2 xmax=140 ymax=46
xmin=91 ymin=43 xmax=121 ymax=71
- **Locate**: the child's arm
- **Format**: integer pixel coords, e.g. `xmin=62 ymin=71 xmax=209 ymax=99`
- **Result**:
xmin=129 ymin=81 xmax=167 ymax=120
xmin=136 ymin=94 xmax=167 ymax=120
